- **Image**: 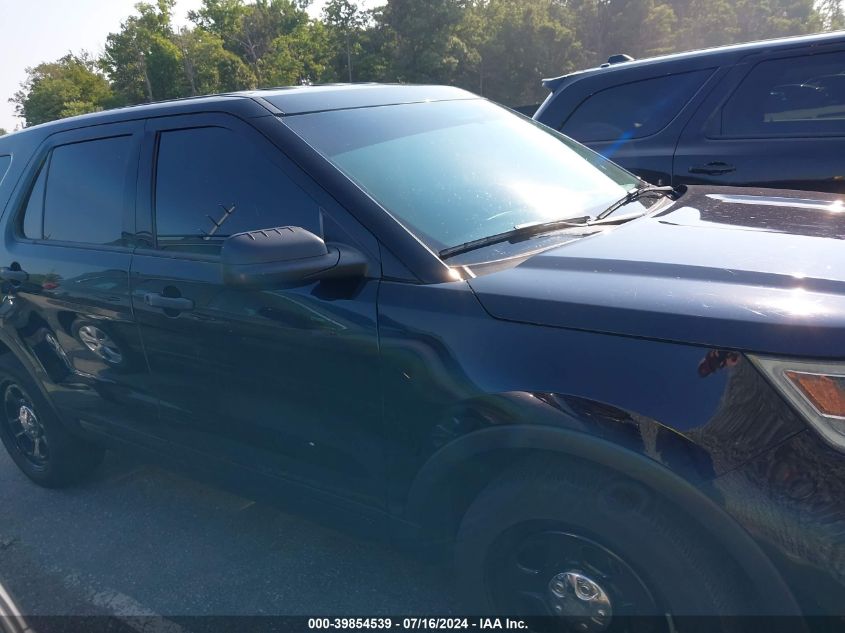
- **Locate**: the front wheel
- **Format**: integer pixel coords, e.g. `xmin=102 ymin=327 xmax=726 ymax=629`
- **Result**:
xmin=0 ymin=354 xmax=104 ymax=487
xmin=455 ymin=458 xmax=755 ymax=631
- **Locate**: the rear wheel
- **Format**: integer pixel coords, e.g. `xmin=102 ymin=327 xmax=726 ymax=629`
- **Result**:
xmin=0 ymin=354 xmax=104 ymax=487
xmin=455 ymin=458 xmax=753 ymax=631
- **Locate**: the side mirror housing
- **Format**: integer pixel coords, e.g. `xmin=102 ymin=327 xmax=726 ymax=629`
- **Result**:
xmin=221 ymin=226 xmax=368 ymax=288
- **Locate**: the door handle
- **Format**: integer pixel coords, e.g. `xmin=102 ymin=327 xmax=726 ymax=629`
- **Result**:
xmin=0 ymin=267 xmax=28 ymax=282
xmin=688 ymin=162 xmax=736 ymax=176
xmin=143 ymin=293 xmax=194 ymax=312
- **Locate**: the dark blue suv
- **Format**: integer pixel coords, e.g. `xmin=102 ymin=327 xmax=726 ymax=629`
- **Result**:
xmin=0 ymin=85 xmax=843 ymax=627
xmin=535 ymin=31 xmax=845 ymax=193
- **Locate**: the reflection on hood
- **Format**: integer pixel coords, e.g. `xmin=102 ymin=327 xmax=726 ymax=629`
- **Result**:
xmin=656 ymin=186 xmax=845 ymax=240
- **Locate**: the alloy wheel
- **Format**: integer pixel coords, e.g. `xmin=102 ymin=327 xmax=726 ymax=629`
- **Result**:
xmin=2 ymin=382 xmax=49 ymax=468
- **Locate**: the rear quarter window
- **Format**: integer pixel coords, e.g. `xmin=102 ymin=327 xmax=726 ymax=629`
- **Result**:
xmin=561 ymin=69 xmax=714 ymax=142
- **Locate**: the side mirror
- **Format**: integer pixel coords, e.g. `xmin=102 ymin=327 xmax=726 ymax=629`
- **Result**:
xmin=221 ymin=226 xmax=368 ymax=288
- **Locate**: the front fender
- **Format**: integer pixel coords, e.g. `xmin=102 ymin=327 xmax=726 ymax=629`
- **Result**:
xmin=406 ymin=422 xmax=801 ymax=616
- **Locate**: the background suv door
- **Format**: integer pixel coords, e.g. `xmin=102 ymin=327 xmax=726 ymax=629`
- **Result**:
xmin=130 ymin=112 xmax=384 ymax=507
xmin=674 ymin=45 xmax=845 ymax=193
xmin=1 ymin=121 xmax=158 ymax=438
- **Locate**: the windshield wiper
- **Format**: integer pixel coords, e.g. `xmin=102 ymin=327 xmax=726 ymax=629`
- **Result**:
xmin=438 ymin=186 xmax=677 ymax=260
xmin=439 ymin=215 xmax=591 ymax=260
xmin=594 ymin=185 xmax=676 ymax=222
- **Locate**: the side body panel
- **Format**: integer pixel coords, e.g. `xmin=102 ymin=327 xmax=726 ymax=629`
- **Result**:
xmin=0 ymin=121 xmax=157 ymax=435
xmin=377 ymin=280 xmax=806 ymax=513
xmin=378 ymin=280 xmax=811 ymax=611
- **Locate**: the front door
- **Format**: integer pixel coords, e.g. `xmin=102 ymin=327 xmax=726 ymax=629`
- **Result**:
xmin=129 ymin=113 xmax=384 ymax=506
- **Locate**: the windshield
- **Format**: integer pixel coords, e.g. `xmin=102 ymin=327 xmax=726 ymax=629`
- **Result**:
xmin=284 ymin=99 xmax=645 ymax=253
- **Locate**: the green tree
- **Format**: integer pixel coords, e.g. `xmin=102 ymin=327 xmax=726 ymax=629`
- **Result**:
xmin=733 ymin=0 xmax=820 ymax=42
xmin=673 ymin=0 xmax=739 ymax=50
xmin=101 ymin=0 xmax=184 ymax=103
xmin=9 ymin=0 xmax=833 ymax=128
xmin=190 ymin=0 xmax=316 ymax=85
xmin=819 ymin=0 xmax=845 ymax=30
xmin=172 ymin=27 xmax=256 ymax=95
xmin=11 ymin=53 xmax=117 ymax=126
xmin=379 ymin=0 xmax=468 ymax=84
xmin=188 ymin=0 xmax=249 ymax=41
xmin=569 ymin=0 xmax=678 ymax=65
xmin=456 ymin=0 xmax=581 ymax=105
xmin=0 ymin=129 xmax=7 ymax=136
xmin=673 ymin=0 xmax=822 ymax=51
xmin=259 ymin=19 xmax=334 ymax=85
xmin=323 ymin=0 xmax=367 ymax=81
xmin=348 ymin=5 xmax=394 ymax=81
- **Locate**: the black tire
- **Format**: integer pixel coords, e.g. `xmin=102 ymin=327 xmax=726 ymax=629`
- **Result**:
xmin=0 ymin=353 xmax=104 ymax=487
xmin=455 ymin=457 xmax=757 ymax=629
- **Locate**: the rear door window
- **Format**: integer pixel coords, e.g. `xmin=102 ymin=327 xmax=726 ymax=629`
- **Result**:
xmin=561 ymin=69 xmax=713 ymax=142
xmin=21 ymin=136 xmax=132 ymax=245
xmin=719 ymin=51 xmax=845 ymax=137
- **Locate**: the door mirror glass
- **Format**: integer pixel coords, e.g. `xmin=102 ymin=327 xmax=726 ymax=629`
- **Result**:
xmin=221 ymin=226 xmax=367 ymax=288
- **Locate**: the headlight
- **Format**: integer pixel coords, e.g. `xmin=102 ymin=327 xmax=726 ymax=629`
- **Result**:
xmin=750 ymin=355 xmax=845 ymax=450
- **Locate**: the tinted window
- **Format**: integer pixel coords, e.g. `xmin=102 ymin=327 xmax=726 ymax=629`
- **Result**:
xmin=561 ymin=70 xmax=713 ymax=142
xmin=720 ymin=51 xmax=845 ymax=137
xmin=41 ymin=136 xmax=131 ymax=244
xmin=0 ymin=155 xmax=10 ymax=185
xmin=21 ymin=160 xmax=47 ymax=239
xmin=154 ymin=126 xmax=320 ymax=254
xmin=287 ymin=100 xmax=644 ymax=253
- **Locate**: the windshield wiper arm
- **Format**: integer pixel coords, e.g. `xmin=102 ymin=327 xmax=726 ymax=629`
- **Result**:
xmin=439 ymin=215 xmax=591 ymax=260
xmin=594 ymin=185 xmax=676 ymax=222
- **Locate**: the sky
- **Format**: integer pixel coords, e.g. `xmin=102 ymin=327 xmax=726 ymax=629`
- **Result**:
xmin=0 ymin=0 xmax=383 ymax=132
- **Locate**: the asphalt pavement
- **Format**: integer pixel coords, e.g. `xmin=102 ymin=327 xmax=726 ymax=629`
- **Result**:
xmin=0 ymin=448 xmax=458 ymax=627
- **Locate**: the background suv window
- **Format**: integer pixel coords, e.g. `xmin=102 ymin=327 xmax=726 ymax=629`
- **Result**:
xmin=720 ymin=51 xmax=845 ymax=137
xmin=561 ymin=69 xmax=713 ymax=142
xmin=21 ymin=136 xmax=131 ymax=245
xmin=154 ymin=126 xmax=321 ymax=254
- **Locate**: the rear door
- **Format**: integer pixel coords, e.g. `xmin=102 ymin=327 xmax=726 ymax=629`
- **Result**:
xmin=674 ymin=46 xmax=845 ymax=192
xmin=0 ymin=122 xmax=157 ymax=437
xmin=129 ymin=112 xmax=385 ymax=506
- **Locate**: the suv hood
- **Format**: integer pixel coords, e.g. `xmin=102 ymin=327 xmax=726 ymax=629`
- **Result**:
xmin=468 ymin=186 xmax=845 ymax=358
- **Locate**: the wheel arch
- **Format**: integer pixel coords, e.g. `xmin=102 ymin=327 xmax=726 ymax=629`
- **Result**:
xmin=0 ymin=326 xmax=66 ymax=408
xmin=406 ymin=423 xmax=802 ymax=616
